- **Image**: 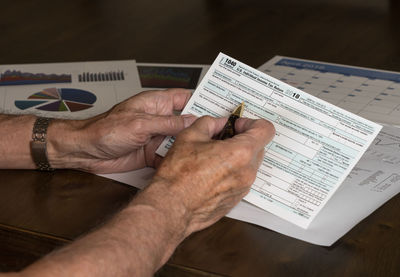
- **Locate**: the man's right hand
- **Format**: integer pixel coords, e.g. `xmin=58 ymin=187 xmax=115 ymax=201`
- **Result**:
xmin=16 ymin=115 xmax=275 ymax=277
xmin=137 ymin=115 xmax=275 ymax=241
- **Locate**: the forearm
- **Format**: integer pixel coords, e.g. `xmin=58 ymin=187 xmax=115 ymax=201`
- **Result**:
xmin=0 ymin=113 xmax=94 ymax=170
xmin=0 ymin=114 xmax=37 ymax=169
xmin=18 ymin=180 xmax=188 ymax=277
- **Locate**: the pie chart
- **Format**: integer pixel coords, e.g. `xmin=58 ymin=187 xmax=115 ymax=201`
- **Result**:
xmin=15 ymin=88 xmax=97 ymax=112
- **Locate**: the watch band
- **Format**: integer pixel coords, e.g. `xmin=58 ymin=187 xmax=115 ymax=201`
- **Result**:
xmin=31 ymin=117 xmax=54 ymax=171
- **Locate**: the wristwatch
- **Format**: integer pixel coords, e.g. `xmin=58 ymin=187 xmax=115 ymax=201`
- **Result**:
xmin=31 ymin=117 xmax=54 ymax=171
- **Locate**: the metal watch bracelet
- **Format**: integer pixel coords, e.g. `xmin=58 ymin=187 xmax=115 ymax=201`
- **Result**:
xmin=31 ymin=117 xmax=54 ymax=171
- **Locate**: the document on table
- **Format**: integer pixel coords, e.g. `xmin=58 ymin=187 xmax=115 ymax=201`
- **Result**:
xmin=0 ymin=60 xmax=141 ymax=119
xmin=157 ymin=53 xmax=382 ymax=228
xmin=228 ymin=125 xmax=400 ymax=245
xmin=96 ymin=125 xmax=400 ymax=245
xmin=136 ymin=62 xmax=209 ymax=90
xmin=258 ymin=56 xmax=400 ymax=126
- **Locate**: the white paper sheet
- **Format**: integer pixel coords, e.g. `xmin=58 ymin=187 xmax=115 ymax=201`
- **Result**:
xmin=0 ymin=60 xmax=141 ymax=119
xmin=98 ymin=167 xmax=155 ymax=190
xmin=258 ymin=56 xmax=400 ymax=126
xmin=227 ymin=125 xmax=400 ymax=246
xmin=156 ymin=53 xmax=382 ymax=228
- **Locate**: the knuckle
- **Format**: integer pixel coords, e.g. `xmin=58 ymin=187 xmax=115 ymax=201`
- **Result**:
xmin=228 ymin=144 xmax=255 ymax=169
xmin=176 ymin=128 xmax=195 ymax=142
xmin=130 ymin=118 xmax=150 ymax=143
xmin=201 ymin=115 xmax=214 ymax=121
xmin=237 ymin=167 xmax=257 ymax=186
xmin=197 ymin=115 xmax=215 ymax=126
xmin=132 ymin=117 xmax=147 ymax=131
xmin=234 ymin=143 xmax=254 ymax=162
xmin=164 ymin=116 xmax=179 ymax=130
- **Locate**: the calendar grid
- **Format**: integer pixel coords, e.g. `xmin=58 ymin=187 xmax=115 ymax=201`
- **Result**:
xmin=259 ymin=57 xmax=400 ymax=126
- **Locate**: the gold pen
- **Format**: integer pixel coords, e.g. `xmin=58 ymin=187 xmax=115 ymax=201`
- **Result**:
xmin=218 ymin=102 xmax=245 ymax=140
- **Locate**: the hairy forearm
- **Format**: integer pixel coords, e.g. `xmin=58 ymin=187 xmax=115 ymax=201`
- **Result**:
xmin=18 ymin=181 xmax=189 ymax=277
xmin=0 ymin=113 xmax=94 ymax=170
xmin=0 ymin=114 xmax=37 ymax=169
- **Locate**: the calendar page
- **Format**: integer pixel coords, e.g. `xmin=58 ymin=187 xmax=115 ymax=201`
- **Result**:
xmin=258 ymin=56 xmax=400 ymax=126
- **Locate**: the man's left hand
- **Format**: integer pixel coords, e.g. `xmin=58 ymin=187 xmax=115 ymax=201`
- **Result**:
xmin=47 ymin=88 xmax=195 ymax=173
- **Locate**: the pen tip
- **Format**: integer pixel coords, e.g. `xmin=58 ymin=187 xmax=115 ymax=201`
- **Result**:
xmin=233 ymin=102 xmax=245 ymax=117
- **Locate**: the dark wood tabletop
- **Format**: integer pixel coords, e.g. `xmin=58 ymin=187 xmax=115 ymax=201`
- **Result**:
xmin=1 ymin=0 xmax=400 ymax=276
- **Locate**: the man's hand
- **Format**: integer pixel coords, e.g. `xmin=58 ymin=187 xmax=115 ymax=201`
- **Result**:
xmin=15 ymin=115 xmax=275 ymax=277
xmin=137 ymin=115 xmax=275 ymax=240
xmin=47 ymin=88 xmax=196 ymax=173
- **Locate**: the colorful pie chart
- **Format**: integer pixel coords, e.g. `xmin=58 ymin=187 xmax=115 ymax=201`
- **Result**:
xmin=15 ymin=88 xmax=97 ymax=112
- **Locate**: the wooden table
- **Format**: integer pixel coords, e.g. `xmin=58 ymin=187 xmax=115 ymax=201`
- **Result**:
xmin=1 ymin=0 xmax=400 ymax=276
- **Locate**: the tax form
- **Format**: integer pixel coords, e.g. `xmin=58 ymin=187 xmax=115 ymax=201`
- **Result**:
xmin=228 ymin=125 xmax=400 ymax=245
xmin=157 ymin=53 xmax=382 ymax=228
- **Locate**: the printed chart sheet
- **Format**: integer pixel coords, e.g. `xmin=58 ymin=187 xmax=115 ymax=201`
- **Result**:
xmin=137 ymin=62 xmax=209 ymax=90
xmin=0 ymin=60 xmax=141 ymax=119
xmin=259 ymin=56 xmax=400 ymax=126
xmin=157 ymin=53 xmax=382 ymax=228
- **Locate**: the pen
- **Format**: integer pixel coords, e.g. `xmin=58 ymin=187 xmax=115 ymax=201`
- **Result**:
xmin=218 ymin=102 xmax=245 ymax=140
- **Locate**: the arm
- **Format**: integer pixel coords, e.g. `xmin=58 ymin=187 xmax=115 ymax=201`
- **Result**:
xmin=11 ymin=116 xmax=275 ymax=277
xmin=16 ymin=188 xmax=188 ymax=277
xmin=0 ymin=114 xmax=37 ymax=169
xmin=0 ymin=88 xmax=195 ymax=172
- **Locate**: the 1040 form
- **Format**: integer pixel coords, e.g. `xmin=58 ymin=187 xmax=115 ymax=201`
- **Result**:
xmin=157 ymin=53 xmax=382 ymax=228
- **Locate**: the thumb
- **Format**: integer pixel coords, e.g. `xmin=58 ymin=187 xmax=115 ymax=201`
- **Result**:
xmin=232 ymin=118 xmax=275 ymax=151
xmin=145 ymin=114 xmax=197 ymax=137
